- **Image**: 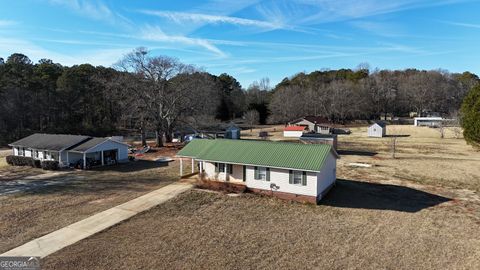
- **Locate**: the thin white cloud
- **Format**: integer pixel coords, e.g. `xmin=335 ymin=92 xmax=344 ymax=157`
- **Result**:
xmin=140 ymin=10 xmax=283 ymax=30
xmin=443 ymin=21 xmax=480 ymax=29
xmin=139 ymin=25 xmax=226 ymax=57
xmin=256 ymin=0 xmax=471 ymax=26
xmin=47 ymin=0 xmax=130 ymax=26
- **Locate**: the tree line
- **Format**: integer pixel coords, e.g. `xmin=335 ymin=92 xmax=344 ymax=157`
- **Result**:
xmin=1 ymin=48 xmax=479 ymax=147
xmin=268 ymin=67 xmax=479 ymax=123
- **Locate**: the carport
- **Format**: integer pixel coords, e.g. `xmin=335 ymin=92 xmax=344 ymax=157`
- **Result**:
xmin=66 ymin=138 xmax=129 ymax=169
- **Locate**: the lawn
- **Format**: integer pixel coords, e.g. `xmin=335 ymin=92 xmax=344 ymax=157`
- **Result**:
xmin=42 ymin=188 xmax=480 ymax=269
xmin=0 ymin=152 xmax=192 ymax=254
xmin=243 ymin=124 xmax=480 ymax=192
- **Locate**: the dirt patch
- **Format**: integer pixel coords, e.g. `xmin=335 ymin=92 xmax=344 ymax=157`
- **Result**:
xmin=42 ymin=189 xmax=480 ymax=269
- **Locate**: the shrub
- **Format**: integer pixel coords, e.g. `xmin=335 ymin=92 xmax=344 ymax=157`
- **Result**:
xmin=195 ymin=179 xmax=247 ymax=193
xmin=41 ymin=160 xmax=59 ymax=170
xmin=5 ymin=155 xmax=34 ymax=166
xmin=31 ymin=159 xmax=41 ymax=168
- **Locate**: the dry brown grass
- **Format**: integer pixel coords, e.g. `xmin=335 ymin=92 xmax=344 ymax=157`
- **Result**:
xmin=0 ymin=157 xmax=7 ymax=169
xmin=243 ymin=125 xmax=480 ymax=192
xmin=43 ymin=189 xmax=480 ymax=269
xmin=0 ymin=159 xmax=192 ymax=253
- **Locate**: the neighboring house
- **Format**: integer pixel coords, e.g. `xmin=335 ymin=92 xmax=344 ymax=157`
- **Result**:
xmin=414 ymin=117 xmax=444 ymax=127
xmin=9 ymin=133 xmax=129 ymax=168
xmin=289 ymin=116 xmax=332 ymax=134
xmin=225 ymin=124 xmax=241 ymax=139
xmin=177 ymin=139 xmax=338 ymax=204
xmin=368 ymin=122 xmax=386 ymax=137
xmin=300 ymin=133 xmax=338 ymax=149
xmin=283 ymin=126 xmax=305 ymax=138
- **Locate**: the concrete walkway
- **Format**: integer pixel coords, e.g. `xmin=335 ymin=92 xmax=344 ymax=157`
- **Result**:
xmin=1 ymin=182 xmax=193 ymax=258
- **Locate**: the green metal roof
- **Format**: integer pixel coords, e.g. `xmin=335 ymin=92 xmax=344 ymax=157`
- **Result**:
xmin=177 ymin=139 xmax=337 ymax=172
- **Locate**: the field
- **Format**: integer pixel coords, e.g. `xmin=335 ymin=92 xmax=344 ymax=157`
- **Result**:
xmin=243 ymin=124 xmax=480 ymax=193
xmin=0 ymin=146 xmax=192 ymax=254
xmin=2 ymin=125 xmax=480 ymax=269
xmin=43 ymin=189 xmax=480 ymax=269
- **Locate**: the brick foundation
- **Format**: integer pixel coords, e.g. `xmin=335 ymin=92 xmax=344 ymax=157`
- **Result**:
xmin=247 ymin=188 xmax=317 ymax=204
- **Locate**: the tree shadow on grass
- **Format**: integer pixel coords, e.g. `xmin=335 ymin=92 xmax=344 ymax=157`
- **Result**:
xmin=337 ymin=150 xmax=378 ymax=156
xmin=385 ymin=134 xmax=411 ymax=138
xmin=320 ymin=179 xmax=450 ymax=213
xmin=89 ymin=160 xmax=168 ymax=173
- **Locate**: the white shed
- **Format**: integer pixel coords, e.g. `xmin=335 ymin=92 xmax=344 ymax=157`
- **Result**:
xmin=368 ymin=122 xmax=386 ymax=137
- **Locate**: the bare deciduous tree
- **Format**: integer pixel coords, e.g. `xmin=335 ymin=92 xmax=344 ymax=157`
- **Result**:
xmin=244 ymin=110 xmax=259 ymax=131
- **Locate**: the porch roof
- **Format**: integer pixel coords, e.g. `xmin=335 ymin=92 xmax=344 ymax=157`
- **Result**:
xmin=177 ymin=139 xmax=337 ymax=172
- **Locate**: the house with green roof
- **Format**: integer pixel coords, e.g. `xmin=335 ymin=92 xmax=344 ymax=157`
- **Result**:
xmin=177 ymin=139 xmax=338 ymax=203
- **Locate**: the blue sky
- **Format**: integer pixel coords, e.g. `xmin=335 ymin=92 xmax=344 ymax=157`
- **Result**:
xmin=1 ymin=0 xmax=480 ymax=87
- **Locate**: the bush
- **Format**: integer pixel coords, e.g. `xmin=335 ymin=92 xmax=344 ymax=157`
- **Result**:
xmin=6 ymin=155 xmax=34 ymax=166
xmin=195 ymin=179 xmax=247 ymax=193
xmin=31 ymin=159 xmax=41 ymax=168
xmin=41 ymin=160 xmax=59 ymax=170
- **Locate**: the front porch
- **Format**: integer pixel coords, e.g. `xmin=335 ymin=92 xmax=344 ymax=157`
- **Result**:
xmin=178 ymin=158 xmax=245 ymax=184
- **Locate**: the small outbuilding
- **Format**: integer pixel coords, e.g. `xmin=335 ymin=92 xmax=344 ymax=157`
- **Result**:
xmin=283 ymin=126 xmax=305 ymax=138
xmin=225 ymin=124 xmax=241 ymax=139
xmin=368 ymin=122 xmax=386 ymax=137
xmin=300 ymin=134 xmax=338 ymax=149
xmin=414 ymin=117 xmax=444 ymax=127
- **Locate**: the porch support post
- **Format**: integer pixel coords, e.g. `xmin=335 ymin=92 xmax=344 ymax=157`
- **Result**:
xmin=83 ymin=152 xmax=86 ymax=169
xmin=199 ymin=161 xmax=203 ymax=172
xmin=66 ymin=151 xmax=69 ymax=166
xmin=191 ymin=158 xmax=194 ymax=173
xmin=58 ymin=151 xmax=62 ymax=165
xmin=101 ymin=151 xmax=104 ymax=166
xmin=179 ymin=158 xmax=183 ymax=177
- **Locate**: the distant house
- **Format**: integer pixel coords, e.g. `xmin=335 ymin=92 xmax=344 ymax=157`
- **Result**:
xmin=283 ymin=126 xmax=305 ymax=138
xmin=225 ymin=124 xmax=241 ymax=139
xmin=9 ymin=133 xmax=129 ymax=169
xmin=177 ymin=139 xmax=338 ymax=204
xmin=368 ymin=122 xmax=386 ymax=137
xmin=289 ymin=116 xmax=332 ymax=134
xmin=414 ymin=117 xmax=444 ymax=127
xmin=300 ymin=133 xmax=338 ymax=149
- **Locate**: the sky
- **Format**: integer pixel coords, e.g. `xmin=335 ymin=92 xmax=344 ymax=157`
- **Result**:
xmin=1 ymin=0 xmax=480 ymax=87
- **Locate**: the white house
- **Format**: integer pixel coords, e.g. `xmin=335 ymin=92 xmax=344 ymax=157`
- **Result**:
xmin=289 ymin=116 xmax=332 ymax=134
xmin=177 ymin=139 xmax=338 ymax=204
xmin=283 ymin=126 xmax=305 ymax=138
xmin=368 ymin=122 xmax=386 ymax=137
xmin=9 ymin=133 xmax=129 ymax=169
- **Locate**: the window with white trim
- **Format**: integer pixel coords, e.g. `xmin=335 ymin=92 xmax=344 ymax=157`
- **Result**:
xmin=257 ymin=167 xmax=267 ymax=180
xmin=293 ymin=171 xmax=303 ymax=185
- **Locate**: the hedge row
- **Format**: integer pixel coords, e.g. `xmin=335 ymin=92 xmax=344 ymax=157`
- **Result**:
xmin=6 ymin=155 xmax=58 ymax=170
xmin=41 ymin=160 xmax=58 ymax=170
